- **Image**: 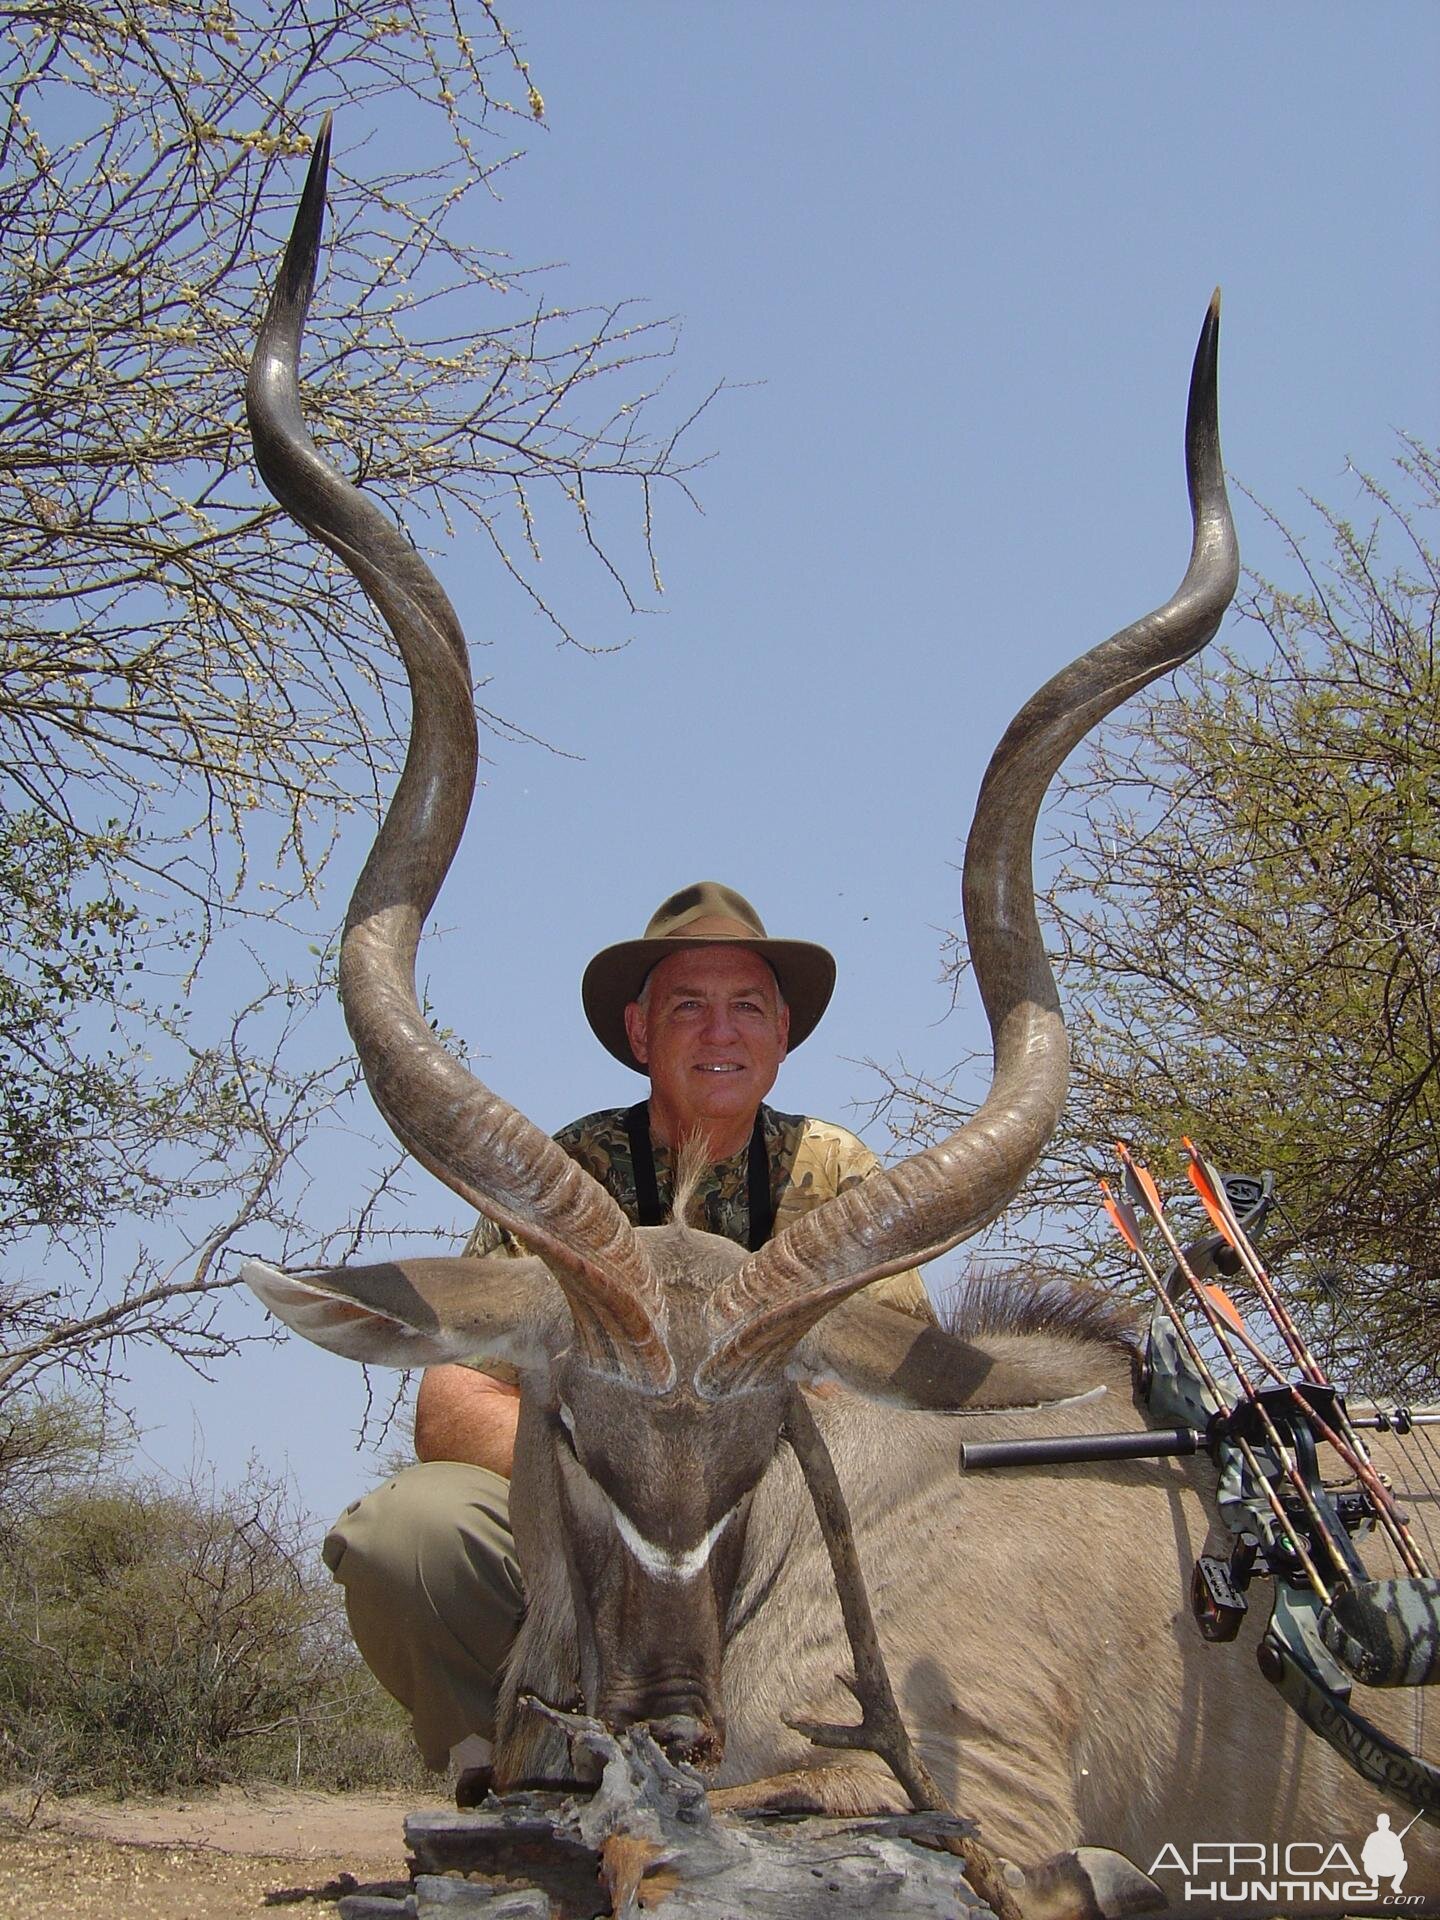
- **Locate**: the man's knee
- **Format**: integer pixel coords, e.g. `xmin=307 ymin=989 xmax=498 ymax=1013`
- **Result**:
xmin=325 ymin=1459 xmax=522 ymax=1616
xmin=323 ymin=1461 xmax=525 ymax=1766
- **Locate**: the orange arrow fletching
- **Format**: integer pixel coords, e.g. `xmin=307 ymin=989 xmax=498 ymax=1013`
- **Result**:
xmin=1203 ymin=1283 xmax=1246 ymax=1336
xmin=1116 ymin=1143 xmax=1166 ymax=1221
xmin=1099 ymin=1178 xmax=1143 ymax=1253
xmin=1182 ymin=1140 xmax=1241 ymax=1251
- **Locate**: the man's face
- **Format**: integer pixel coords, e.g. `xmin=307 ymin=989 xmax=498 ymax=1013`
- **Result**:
xmin=624 ymin=947 xmax=790 ymax=1141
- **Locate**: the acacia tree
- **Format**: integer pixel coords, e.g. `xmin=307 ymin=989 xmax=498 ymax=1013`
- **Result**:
xmin=0 ymin=2 xmax=708 ymax=1412
xmin=881 ymin=440 xmax=1440 ymax=1397
xmin=2 ymin=0 xmax=700 ymax=909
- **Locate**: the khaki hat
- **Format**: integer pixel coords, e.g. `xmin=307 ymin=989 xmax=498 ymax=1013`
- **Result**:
xmin=582 ymin=881 xmax=837 ymax=1073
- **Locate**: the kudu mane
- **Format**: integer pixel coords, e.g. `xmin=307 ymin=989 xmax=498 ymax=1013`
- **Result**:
xmin=945 ymin=1271 xmax=1143 ymax=1364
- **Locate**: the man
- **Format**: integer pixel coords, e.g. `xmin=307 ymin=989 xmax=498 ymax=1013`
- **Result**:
xmin=324 ymin=882 xmax=935 ymax=1795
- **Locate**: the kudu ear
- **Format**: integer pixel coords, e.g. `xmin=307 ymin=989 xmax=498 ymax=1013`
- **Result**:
xmin=242 ymin=1255 xmax=554 ymax=1372
xmin=786 ymin=1296 xmax=981 ymax=1409
xmin=787 ymin=1294 xmax=1109 ymax=1413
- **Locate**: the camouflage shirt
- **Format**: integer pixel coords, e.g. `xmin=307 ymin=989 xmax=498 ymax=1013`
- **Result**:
xmin=462 ymin=1104 xmax=934 ymax=1326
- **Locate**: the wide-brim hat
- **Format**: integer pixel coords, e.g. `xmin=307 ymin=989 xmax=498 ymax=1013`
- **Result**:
xmin=582 ymin=880 xmax=837 ymax=1073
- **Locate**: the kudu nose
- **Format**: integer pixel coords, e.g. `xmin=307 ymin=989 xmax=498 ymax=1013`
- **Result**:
xmin=648 ymin=1710 xmax=723 ymax=1769
xmin=604 ymin=1694 xmax=724 ymax=1770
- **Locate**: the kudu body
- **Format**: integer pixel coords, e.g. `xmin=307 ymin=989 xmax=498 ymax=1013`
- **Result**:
xmin=241 ymin=128 xmax=1440 ymax=1905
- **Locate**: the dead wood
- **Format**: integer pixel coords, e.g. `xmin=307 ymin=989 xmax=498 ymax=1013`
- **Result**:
xmin=336 ymin=1715 xmax=994 ymax=1919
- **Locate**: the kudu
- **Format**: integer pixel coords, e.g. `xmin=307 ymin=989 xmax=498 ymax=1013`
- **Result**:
xmin=242 ymin=128 xmax=1440 ymax=1911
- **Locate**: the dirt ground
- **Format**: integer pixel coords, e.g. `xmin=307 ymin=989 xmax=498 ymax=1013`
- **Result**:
xmin=0 ymin=1785 xmax=446 ymax=1919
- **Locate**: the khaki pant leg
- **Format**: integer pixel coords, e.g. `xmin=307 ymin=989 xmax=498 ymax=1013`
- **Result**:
xmin=323 ymin=1460 xmax=524 ymax=1769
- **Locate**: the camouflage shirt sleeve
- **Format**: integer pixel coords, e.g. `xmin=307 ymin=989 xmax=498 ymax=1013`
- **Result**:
xmin=460 ymin=1211 xmax=520 ymax=1262
xmin=774 ymin=1117 xmax=937 ymax=1326
xmin=457 ymin=1113 xmax=622 ymax=1378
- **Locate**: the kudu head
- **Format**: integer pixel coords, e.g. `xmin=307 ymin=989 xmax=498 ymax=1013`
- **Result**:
xmin=242 ymin=121 xmax=1238 ymax=1774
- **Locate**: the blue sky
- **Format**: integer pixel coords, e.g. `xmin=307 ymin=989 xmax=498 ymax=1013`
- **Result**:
xmin=118 ymin=3 xmax=1437 ymax=1521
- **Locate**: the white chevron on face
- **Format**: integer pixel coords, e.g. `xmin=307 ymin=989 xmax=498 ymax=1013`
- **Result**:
xmin=607 ymin=1495 xmax=737 ymax=1584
